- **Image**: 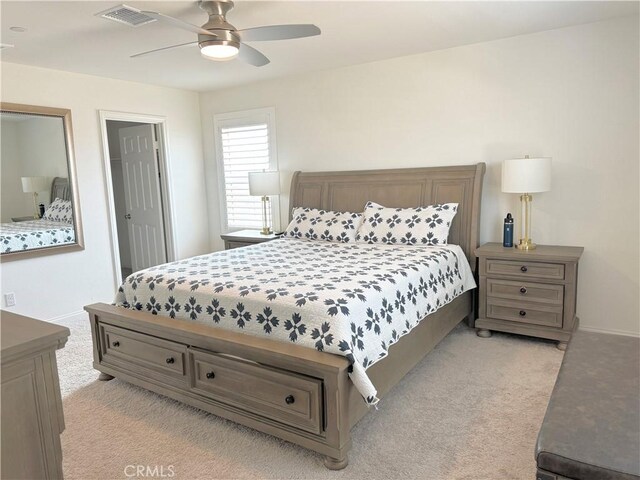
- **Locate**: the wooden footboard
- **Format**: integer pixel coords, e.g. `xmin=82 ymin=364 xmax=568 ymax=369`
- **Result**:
xmin=85 ymin=292 xmax=471 ymax=469
xmin=85 ymin=302 xmax=352 ymax=467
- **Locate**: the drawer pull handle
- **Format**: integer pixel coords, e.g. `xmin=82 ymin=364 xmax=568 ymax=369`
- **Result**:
xmin=206 ymin=371 xmax=215 ymax=379
xmin=520 ymin=266 xmax=528 ymax=272
xmin=519 ymin=310 xmax=527 ymax=317
xmin=165 ymin=357 xmax=175 ymax=364
xmin=112 ymin=341 xmax=120 ymax=347
xmin=520 ymin=287 xmax=527 ymax=294
xmin=285 ymin=395 xmax=295 ymax=405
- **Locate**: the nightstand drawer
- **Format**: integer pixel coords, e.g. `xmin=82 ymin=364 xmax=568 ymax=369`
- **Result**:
xmin=487 ymin=279 xmax=564 ymax=305
xmin=486 ymin=259 xmax=565 ymax=280
xmin=226 ymin=241 xmax=253 ymax=250
xmin=486 ymin=299 xmax=563 ymax=328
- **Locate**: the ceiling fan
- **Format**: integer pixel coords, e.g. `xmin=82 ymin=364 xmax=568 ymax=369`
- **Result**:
xmin=131 ymin=0 xmax=321 ymax=66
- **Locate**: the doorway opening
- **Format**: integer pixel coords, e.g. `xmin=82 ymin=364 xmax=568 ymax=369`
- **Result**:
xmin=100 ymin=113 xmax=175 ymax=287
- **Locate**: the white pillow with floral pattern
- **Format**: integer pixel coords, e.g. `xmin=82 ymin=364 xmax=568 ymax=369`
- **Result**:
xmin=42 ymin=198 xmax=73 ymax=224
xmin=284 ymin=207 xmax=364 ymax=243
xmin=355 ymin=201 xmax=458 ymax=246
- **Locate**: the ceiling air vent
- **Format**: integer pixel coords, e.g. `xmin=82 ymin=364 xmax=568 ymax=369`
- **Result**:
xmin=96 ymin=5 xmax=156 ymax=27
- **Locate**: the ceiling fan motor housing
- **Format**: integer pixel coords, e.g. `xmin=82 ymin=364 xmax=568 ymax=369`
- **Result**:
xmin=198 ymin=0 xmax=240 ymax=54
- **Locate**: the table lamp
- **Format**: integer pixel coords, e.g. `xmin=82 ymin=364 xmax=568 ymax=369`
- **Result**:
xmin=248 ymin=171 xmax=280 ymax=235
xmin=21 ymin=176 xmax=49 ymax=219
xmin=501 ymin=156 xmax=551 ymax=250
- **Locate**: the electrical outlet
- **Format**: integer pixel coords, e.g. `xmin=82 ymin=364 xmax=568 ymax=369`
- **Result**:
xmin=4 ymin=292 xmax=16 ymax=307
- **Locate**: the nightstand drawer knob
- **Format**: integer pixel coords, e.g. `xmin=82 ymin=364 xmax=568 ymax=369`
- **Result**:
xmin=206 ymin=371 xmax=215 ymax=379
xmin=285 ymin=395 xmax=295 ymax=405
xmin=520 ymin=287 xmax=527 ymax=294
xmin=112 ymin=341 xmax=120 ymax=347
xmin=165 ymin=357 xmax=175 ymax=364
xmin=520 ymin=266 xmax=528 ymax=272
xmin=519 ymin=310 xmax=527 ymax=317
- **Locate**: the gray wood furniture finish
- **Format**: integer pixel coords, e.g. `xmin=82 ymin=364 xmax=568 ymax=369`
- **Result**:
xmin=85 ymin=163 xmax=485 ymax=469
xmin=475 ymin=243 xmax=583 ymax=350
xmin=1 ymin=310 xmax=70 ymax=479
xmin=220 ymin=229 xmax=279 ymax=250
xmin=51 ymin=177 xmax=71 ymax=203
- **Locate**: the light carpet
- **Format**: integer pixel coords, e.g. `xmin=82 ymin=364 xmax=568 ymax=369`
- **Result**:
xmin=55 ymin=313 xmax=562 ymax=479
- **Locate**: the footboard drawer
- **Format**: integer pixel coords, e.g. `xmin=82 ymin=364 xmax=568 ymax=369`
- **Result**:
xmin=99 ymin=323 xmax=188 ymax=386
xmin=189 ymin=348 xmax=323 ymax=435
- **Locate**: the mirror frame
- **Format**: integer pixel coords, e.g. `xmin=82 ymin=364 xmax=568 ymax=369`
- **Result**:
xmin=0 ymin=102 xmax=84 ymax=262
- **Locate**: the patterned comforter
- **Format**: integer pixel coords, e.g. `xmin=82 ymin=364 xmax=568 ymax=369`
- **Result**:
xmin=115 ymin=238 xmax=476 ymax=405
xmin=1 ymin=219 xmax=75 ymax=253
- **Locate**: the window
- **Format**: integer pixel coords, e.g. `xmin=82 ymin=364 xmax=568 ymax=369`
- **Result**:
xmin=214 ymin=108 xmax=279 ymax=232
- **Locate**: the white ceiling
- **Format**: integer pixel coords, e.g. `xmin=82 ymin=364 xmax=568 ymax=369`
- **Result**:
xmin=1 ymin=1 xmax=638 ymax=92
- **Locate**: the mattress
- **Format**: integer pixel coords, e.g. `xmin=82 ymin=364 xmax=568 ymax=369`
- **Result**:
xmin=0 ymin=219 xmax=75 ymax=253
xmin=115 ymin=238 xmax=476 ymax=404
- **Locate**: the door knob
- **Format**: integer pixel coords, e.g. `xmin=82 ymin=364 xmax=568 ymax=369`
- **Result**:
xmin=124 ymin=213 xmax=131 ymax=220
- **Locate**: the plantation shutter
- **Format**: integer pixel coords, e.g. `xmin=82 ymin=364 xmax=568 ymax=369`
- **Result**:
xmin=220 ymin=123 xmax=272 ymax=229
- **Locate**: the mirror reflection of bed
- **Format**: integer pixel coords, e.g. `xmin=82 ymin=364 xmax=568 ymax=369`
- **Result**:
xmin=0 ymin=103 xmax=83 ymax=260
xmin=0 ymin=177 xmax=75 ymax=253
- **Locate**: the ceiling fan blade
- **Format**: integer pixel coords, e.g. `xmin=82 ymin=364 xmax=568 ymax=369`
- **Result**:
xmin=131 ymin=41 xmax=198 ymax=59
xmin=238 ymin=43 xmax=270 ymax=67
xmin=141 ymin=10 xmax=216 ymax=37
xmin=238 ymin=24 xmax=320 ymax=42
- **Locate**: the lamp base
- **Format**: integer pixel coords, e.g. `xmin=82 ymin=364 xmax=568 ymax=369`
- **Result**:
xmin=516 ymin=239 xmax=537 ymax=250
xmin=32 ymin=192 xmax=40 ymax=219
xmin=260 ymin=227 xmax=272 ymax=235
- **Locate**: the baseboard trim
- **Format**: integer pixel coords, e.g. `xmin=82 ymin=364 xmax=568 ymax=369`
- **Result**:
xmin=48 ymin=310 xmax=86 ymax=324
xmin=579 ymin=325 xmax=639 ymax=338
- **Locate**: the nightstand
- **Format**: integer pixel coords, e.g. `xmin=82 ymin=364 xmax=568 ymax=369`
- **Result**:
xmin=221 ymin=229 xmax=280 ymax=250
xmin=12 ymin=216 xmax=37 ymax=222
xmin=475 ymin=243 xmax=583 ymax=350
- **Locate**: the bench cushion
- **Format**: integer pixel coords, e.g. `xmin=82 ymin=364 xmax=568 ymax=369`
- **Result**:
xmin=536 ymin=330 xmax=640 ymax=480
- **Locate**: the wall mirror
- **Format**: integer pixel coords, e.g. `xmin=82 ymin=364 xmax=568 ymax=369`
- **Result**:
xmin=0 ymin=103 xmax=83 ymax=261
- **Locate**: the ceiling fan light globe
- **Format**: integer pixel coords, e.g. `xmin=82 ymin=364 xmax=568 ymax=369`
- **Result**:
xmin=200 ymin=42 xmax=239 ymax=60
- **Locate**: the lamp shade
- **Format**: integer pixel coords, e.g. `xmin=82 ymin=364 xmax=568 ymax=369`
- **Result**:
xmin=21 ymin=176 xmax=49 ymax=194
xmin=249 ymin=171 xmax=280 ymax=196
xmin=502 ymin=157 xmax=551 ymax=193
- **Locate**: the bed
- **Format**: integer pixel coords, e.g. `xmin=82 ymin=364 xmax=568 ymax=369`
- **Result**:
xmin=0 ymin=177 xmax=74 ymax=253
xmin=85 ymin=163 xmax=485 ymax=469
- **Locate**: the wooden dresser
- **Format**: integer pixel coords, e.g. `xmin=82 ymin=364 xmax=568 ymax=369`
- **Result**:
xmin=475 ymin=243 xmax=583 ymax=350
xmin=1 ymin=310 xmax=70 ymax=479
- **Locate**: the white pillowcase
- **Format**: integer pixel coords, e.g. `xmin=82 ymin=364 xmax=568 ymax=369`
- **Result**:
xmin=42 ymin=197 xmax=73 ymax=224
xmin=355 ymin=201 xmax=458 ymax=246
xmin=284 ymin=207 xmax=364 ymax=243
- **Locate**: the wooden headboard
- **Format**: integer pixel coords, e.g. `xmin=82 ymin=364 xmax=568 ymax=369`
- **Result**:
xmin=51 ymin=177 xmax=70 ymax=202
xmin=289 ymin=163 xmax=486 ymax=269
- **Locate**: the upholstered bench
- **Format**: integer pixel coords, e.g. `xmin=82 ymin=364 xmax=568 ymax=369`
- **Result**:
xmin=536 ymin=330 xmax=640 ymax=480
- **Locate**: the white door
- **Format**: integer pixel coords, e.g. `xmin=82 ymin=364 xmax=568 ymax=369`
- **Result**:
xmin=119 ymin=124 xmax=167 ymax=272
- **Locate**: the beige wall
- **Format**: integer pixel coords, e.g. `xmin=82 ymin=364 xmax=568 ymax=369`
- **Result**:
xmin=200 ymin=17 xmax=640 ymax=335
xmin=1 ymin=63 xmax=208 ymax=320
xmin=0 ymin=121 xmax=25 ymax=222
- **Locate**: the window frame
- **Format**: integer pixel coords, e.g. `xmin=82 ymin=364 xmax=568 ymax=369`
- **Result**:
xmin=213 ymin=107 xmax=280 ymax=233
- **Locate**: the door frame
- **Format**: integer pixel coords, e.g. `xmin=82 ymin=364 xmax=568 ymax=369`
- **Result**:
xmin=98 ymin=110 xmax=177 ymax=290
